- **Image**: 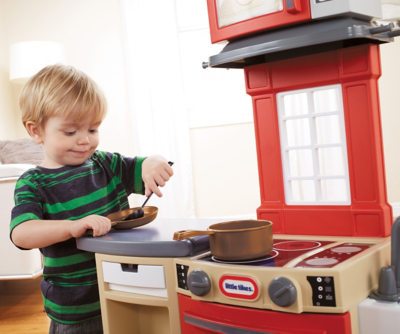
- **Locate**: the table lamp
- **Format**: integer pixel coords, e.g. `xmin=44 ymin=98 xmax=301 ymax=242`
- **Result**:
xmin=10 ymin=41 xmax=65 ymax=85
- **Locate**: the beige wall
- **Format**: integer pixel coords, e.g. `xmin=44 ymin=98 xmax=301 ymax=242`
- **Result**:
xmin=0 ymin=1 xmax=19 ymax=140
xmin=190 ymin=123 xmax=259 ymax=218
xmin=379 ymin=40 xmax=400 ymax=207
xmin=0 ymin=0 xmax=398 ymax=217
xmin=1 ymin=0 xmax=135 ymax=157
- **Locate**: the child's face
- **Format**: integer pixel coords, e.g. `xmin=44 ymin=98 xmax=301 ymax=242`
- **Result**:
xmin=35 ymin=114 xmax=101 ymax=168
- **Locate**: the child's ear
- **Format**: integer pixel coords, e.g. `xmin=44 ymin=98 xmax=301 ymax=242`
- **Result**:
xmin=26 ymin=121 xmax=43 ymax=144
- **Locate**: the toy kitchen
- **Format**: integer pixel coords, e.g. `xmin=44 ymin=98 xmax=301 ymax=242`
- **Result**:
xmin=76 ymin=0 xmax=400 ymax=333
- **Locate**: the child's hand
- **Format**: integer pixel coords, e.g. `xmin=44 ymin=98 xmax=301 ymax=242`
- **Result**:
xmin=70 ymin=215 xmax=112 ymax=238
xmin=142 ymin=155 xmax=174 ymax=197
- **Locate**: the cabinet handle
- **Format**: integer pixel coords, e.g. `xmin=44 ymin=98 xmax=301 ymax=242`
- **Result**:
xmin=184 ymin=315 xmax=273 ymax=334
xmin=286 ymin=0 xmax=301 ymax=14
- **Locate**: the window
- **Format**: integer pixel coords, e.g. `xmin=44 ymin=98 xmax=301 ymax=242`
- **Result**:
xmin=277 ymin=85 xmax=350 ymax=205
xmin=216 ymin=0 xmax=284 ymax=28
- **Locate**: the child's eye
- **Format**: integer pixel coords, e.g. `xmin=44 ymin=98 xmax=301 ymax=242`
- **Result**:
xmin=64 ymin=131 xmax=76 ymax=136
xmin=89 ymin=129 xmax=98 ymax=134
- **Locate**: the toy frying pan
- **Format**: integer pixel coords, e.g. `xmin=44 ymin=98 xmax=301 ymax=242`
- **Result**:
xmin=108 ymin=206 xmax=158 ymax=229
xmin=84 ymin=206 xmax=158 ymax=236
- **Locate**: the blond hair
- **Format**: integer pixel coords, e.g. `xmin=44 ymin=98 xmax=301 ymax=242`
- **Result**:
xmin=20 ymin=64 xmax=107 ymax=130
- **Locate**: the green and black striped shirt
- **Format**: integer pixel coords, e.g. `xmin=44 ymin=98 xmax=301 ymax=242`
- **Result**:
xmin=10 ymin=151 xmax=145 ymax=324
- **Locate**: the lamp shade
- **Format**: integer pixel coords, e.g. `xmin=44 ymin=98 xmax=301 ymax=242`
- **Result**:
xmin=10 ymin=41 xmax=65 ymax=84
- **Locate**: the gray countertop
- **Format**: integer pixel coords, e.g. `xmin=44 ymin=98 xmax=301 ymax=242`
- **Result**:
xmin=76 ymin=218 xmax=224 ymax=257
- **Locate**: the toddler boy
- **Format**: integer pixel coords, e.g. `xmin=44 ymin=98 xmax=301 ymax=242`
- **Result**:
xmin=10 ymin=64 xmax=173 ymax=333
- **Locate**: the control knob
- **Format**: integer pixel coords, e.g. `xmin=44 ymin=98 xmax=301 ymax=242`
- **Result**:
xmin=268 ymin=277 xmax=297 ymax=307
xmin=187 ymin=269 xmax=211 ymax=296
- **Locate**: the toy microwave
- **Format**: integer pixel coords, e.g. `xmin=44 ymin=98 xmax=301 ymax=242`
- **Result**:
xmin=207 ymin=0 xmax=383 ymax=43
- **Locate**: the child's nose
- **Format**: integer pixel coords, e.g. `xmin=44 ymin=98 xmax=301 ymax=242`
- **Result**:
xmin=77 ymin=134 xmax=90 ymax=145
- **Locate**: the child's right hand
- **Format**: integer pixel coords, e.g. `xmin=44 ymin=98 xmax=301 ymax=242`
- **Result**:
xmin=70 ymin=215 xmax=112 ymax=238
xmin=142 ymin=155 xmax=174 ymax=197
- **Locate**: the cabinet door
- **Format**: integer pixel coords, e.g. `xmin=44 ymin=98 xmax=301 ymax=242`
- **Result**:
xmin=0 ymin=175 xmax=43 ymax=278
xmin=179 ymin=294 xmax=351 ymax=334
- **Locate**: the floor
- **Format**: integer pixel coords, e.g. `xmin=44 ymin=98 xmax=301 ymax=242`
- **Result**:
xmin=0 ymin=277 xmax=50 ymax=334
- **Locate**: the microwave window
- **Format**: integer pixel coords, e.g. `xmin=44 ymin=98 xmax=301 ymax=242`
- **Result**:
xmin=216 ymin=0 xmax=284 ymax=28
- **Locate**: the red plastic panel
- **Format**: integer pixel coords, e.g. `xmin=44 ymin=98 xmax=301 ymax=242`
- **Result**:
xmin=254 ymin=97 xmax=283 ymax=203
xmin=247 ymin=67 xmax=270 ymax=89
xmin=270 ymin=52 xmax=339 ymax=92
xmin=355 ymin=214 xmax=381 ymax=236
xmin=206 ymin=0 xmax=312 ymax=44
xmin=244 ymin=44 xmax=392 ymax=237
xmin=346 ymin=84 xmax=376 ymax=201
xmin=282 ymin=207 xmax=353 ymax=236
xmin=179 ymin=294 xmax=352 ymax=333
xmin=342 ymin=48 xmax=369 ymax=74
xmin=259 ymin=211 xmax=283 ymax=234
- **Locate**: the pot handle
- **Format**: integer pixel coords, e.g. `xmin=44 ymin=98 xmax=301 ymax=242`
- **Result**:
xmin=173 ymin=230 xmax=214 ymax=241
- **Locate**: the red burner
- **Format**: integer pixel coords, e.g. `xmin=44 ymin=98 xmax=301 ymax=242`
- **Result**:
xmin=274 ymin=241 xmax=321 ymax=251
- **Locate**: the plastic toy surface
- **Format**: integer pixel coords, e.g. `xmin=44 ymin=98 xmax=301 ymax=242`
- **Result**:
xmin=206 ymin=0 xmax=382 ymax=44
xmin=246 ymin=44 xmax=392 ymax=237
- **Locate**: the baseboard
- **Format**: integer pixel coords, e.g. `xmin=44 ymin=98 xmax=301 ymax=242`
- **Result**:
xmin=391 ymin=202 xmax=400 ymax=218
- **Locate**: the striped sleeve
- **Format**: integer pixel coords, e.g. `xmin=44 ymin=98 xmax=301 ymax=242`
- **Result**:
xmin=10 ymin=171 xmax=44 ymax=249
xmin=11 ymin=175 xmax=44 ymax=228
xmin=126 ymin=155 xmax=146 ymax=195
xmin=95 ymin=151 xmax=146 ymax=196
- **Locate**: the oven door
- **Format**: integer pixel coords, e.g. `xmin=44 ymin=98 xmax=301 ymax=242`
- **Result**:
xmin=207 ymin=0 xmax=311 ymax=43
xmin=179 ymin=294 xmax=351 ymax=334
xmin=206 ymin=0 xmax=382 ymax=43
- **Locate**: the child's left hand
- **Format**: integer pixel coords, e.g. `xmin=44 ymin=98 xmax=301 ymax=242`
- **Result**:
xmin=142 ymin=155 xmax=174 ymax=197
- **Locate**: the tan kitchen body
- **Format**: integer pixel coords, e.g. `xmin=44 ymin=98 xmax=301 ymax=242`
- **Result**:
xmin=77 ymin=218 xmax=391 ymax=334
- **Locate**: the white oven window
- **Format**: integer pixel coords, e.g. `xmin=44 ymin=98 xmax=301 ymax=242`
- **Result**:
xmin=216 ymin=0 xmax=284 ymax=28
xmin=277 ymin=85 xmax=351 ymax=205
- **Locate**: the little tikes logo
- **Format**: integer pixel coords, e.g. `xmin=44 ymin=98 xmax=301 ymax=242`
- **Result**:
xmin=219 ymin=275 xmax=259 ymax=300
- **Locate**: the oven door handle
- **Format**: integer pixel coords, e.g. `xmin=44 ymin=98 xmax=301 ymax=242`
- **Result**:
xmin=184 ymin=314 xmax=273 ymax=334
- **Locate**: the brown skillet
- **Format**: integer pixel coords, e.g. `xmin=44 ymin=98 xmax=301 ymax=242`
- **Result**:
xmin=107 ymin=206 xmax=158 ymax=229
xmin=173 ymin=219 xmax=273 ymax=261
xmin=84 ymin=206 xmax=158 ymax=235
